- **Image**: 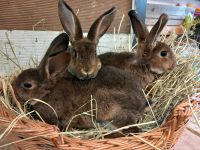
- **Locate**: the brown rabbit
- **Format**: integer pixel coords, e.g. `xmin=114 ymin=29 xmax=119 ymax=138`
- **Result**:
xmin=99 ymin=10 xmax=177 ymax=88
xmin=12 ymin=32 xmax=147 ymax=134
xmin=58 ymin=0 xmax=116 ymax=80
xmin=13 ymin=33 xmax=70 ymax=105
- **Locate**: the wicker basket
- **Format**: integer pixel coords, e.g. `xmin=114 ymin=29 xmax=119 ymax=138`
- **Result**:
xmin=0 ymin=93 xmax=199 ymax=150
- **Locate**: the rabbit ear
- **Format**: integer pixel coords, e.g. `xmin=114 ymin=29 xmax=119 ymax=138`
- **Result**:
xmin=58 ymin=0 xmax=83 ymax=43
xmin=87 ymin=7 xmax=116 ymax=43
xmin=128 ymin=10 xmax=149 ymax=44
xmin=146 ymin=13 xmax=168 ymax=49
xmin=39 ymin=33 xmax=70 ymax=80
xmin=48 ymin=52 xmax=70 ymax=78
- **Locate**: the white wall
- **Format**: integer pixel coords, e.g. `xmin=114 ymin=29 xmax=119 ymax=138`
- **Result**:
xmin=0 ymin=30 xmax=131 ymax=76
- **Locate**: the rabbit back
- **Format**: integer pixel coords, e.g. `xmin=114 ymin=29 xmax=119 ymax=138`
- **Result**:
xmin=23 ymin=66 xmax=146 ymax=131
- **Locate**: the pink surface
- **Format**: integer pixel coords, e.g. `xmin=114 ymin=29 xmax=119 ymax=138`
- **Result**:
xmin=173 ymin=116 xmax=200 ymax=150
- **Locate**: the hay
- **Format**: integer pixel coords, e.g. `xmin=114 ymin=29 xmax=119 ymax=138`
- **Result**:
xmin=0 ymin=30 xmax=199 ymax=143
xmin=141 ymin=57 xmax=199 ymax=128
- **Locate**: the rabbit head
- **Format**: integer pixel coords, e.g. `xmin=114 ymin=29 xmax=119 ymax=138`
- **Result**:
xmin=58 ymin=0 xmax=116 ymax=79
xmin=13 ymin=33 xmax=70 ymax=105
xmin=129 ymin=10 xmax=176 ymax=74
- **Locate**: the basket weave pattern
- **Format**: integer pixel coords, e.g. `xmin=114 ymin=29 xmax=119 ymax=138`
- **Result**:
xmin=0 ymin=95 xmax=199 ymax=150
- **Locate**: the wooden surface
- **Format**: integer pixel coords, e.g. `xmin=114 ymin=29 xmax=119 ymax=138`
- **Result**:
xmin=146 ymin=3 xmax=195 ymax=26
xmin=173 ymin=113 xmax=200 ymax=150
xmin=0 ymin=0 xmax=132 ymax=33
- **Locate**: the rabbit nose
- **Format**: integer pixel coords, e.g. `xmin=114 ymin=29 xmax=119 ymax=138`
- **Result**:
xmin=81 ymin=68 xmax=94 ymax=76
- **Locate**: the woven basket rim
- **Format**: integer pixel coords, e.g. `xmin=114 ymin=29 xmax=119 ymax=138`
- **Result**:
xmin=0 ymin=92 xmax=199 ymax=150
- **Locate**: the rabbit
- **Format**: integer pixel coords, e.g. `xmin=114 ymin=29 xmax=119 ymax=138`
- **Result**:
xmin=12 ymin=33 xmax=70 ymax=106
xmin=99 ymin=10 xmax=177 ymax=89
xmin=12 ymin=31 xmax=147 ymax=134
xmin=58 ymin=0 xmax=116 ymax=80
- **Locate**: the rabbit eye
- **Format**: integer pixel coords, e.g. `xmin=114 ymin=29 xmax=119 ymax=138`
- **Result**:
xmin=160 ymin=51 xmax=168 ymax=57
xmin=23 ymin=82 xmax=33 ymax=89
